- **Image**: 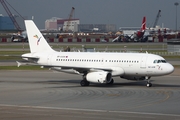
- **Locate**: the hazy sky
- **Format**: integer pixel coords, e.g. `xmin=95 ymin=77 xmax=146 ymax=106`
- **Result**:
xmin=0 ymin=0 xmax=180 ymax=30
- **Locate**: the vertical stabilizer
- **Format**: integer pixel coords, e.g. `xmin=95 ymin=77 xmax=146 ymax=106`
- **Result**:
xmin=25 ymin=20 xmax=54 ymax=53
xmin=140 ymin=16 xmax=146 ymax=32
xmin=136 ymin=16 xmax=146 ymax=39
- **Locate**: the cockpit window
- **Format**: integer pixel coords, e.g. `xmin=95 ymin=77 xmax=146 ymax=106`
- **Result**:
xmin=153 ymin=59 xmax=166 ymax=63
xmin=161 ymin=60 xmax=166 ymax=63
xmin=153 ymin=60 xmax=158 ymax=63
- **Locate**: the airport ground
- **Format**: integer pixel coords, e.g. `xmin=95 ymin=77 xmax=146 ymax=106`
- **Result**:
xmin=0 ymin=70 xmax=180 ymax=120
xmin=0 ymin=42 xmax=180 ymax=119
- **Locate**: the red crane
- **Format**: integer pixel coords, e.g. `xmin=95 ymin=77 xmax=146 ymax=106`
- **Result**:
xmin=65 ymin=7 xmax=75 ymax=32
xmin=0 ymin=0 xmax=24 ymax=31
xmin=153 ymin=10 xmax=161 ymax=28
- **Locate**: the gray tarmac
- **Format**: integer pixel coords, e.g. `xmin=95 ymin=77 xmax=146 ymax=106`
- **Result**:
xmin=0 ymin=70 xmax=180 ymax=120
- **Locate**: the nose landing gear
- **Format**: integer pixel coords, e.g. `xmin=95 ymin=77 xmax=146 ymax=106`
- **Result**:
xmin=147 ymin=82 xmax=152 ymax=87
xmin=146 ymin=76 xmax=152 ymax=87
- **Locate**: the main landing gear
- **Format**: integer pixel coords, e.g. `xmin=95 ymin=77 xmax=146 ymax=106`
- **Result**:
xmin=146 ymin=76 xmax=152 ymax=87
xmin=107 ymin=79 xmax=114 ymax=85
xmin=80 ymin=80 xmax=90 ymax=86
xmin=80 ymin=75 xmax=90 ymax=86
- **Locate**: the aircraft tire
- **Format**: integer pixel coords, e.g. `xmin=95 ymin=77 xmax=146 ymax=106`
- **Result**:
xmin=147 ymin=83 xmax=152 ymax=87
xmin=107 ymin=79 xmax=114 ymax=85
xmin=80 ymin=80 xmax=89 ymax=86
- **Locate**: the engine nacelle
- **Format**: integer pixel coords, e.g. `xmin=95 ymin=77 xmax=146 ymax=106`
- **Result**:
xmin=86 ymin=72 xmax=112 ymax=83
xmin=120 ymin=76 xmax=146 ymax=81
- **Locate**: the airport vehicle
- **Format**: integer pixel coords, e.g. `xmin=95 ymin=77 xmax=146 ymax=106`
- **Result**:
xmin=19 ymin=20 xmax=174 ymax=87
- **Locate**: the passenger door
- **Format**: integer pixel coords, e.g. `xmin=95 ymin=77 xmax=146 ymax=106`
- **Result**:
xmin=140 ymin=56 xmax=147 ymax=68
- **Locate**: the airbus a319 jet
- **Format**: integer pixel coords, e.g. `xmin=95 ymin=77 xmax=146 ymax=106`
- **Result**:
xmin=18 ymin=20 xmax=174 ymax=87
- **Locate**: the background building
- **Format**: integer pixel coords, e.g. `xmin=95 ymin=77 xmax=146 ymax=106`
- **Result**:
xmin=0 ymin=14 xmax=27 ymax=31
xmin=60 ymin=19 xmax=79 ymax=32
xmin=45 ymin=17 xmax=58 ymax=30
xmin=45 ymin=17 xmax=116 ymax=32
xmin=45 ymin=17 xmax=80 ymax=32
xmin=78 ymin=24 xmax=116 ymax=32
xmin=0 ymin=14 xmax=15 ymax=30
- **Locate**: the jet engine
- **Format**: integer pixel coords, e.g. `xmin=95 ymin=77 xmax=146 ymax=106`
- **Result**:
xmin=86 ymin=72 xmax=112 ymax=83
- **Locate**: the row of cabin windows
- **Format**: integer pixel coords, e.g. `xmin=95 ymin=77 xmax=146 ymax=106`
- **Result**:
xmin=56 ymin=59 xmax=139 ymax=63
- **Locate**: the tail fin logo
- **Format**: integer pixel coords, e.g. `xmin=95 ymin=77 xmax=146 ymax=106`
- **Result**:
xmin=141 ymin=17 xmax=146 ymax=31
xmin=34 ymin=35 xmax=42 ymax=45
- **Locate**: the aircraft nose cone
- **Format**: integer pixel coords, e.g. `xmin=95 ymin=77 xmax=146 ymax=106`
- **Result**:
xmin=167 ymin=64 xmax=174 ymax=74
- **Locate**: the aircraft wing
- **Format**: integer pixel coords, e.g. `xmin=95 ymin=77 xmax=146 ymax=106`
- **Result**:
xmin=73 ymin=66 xmax=113 ymax=73
xmin=51 ymin=66 xmax=124 ymax=76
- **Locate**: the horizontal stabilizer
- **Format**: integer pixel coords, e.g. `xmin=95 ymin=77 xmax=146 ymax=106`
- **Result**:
xmin=16 ymin=61 xmax=38 ymax=67
xmin=21 ymin=53 xmax=39 ymax=62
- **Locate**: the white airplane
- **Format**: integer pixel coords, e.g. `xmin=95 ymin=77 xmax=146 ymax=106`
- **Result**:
xmin=20 ymin=20 xmax=174 ymax=87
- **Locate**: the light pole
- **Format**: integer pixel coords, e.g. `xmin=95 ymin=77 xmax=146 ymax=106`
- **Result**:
xmin=174 ymin=2 xmax=179 ymax=37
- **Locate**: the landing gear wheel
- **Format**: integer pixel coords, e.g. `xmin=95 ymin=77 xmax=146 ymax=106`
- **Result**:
xmin=107 ymin=79 xmax=114 ymax=85
xmin=80 ymin=80 xmax=89 ymax=86
xmin=145 ymin=76 xmax=152 ymax=87
xmin=147 ymin=82 xmax=152 ymax=87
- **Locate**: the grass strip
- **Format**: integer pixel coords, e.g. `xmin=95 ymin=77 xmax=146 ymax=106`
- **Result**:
xmin=0 ymin=44 xmax=167 ymax=49
xmin=0 ymin=56 xmax=22 ymax=60
xmin=0 ymin=66 xmax=49 ymax=70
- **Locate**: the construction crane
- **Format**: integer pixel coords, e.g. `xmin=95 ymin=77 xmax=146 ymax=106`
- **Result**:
xmin=0 ymin=0 xmax=24 ymax=31
xmin=153 ymin=10 xmax=161 ymax=28
xmin=65 ymin=7 xmax=75 ymax=32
